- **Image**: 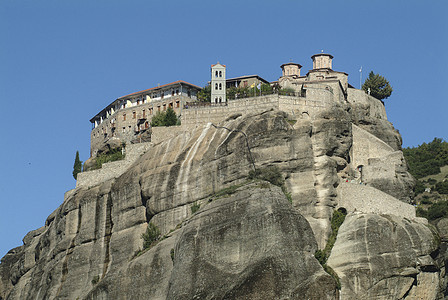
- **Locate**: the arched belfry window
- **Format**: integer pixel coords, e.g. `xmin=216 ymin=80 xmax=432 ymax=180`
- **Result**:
xmin=215 ymin=97 xmax=218 ymax=103
xmin=219 ymin=83 xmax=222 ymax=90
xmin=219 ymin=71 xmax=222 ymax=77
xmin=215 ymin=71 xmax=218 ymax=77
xmin=219 ymin=97 xmax=222 ymax=103
xmin=215 ymin=83 xmax=218 ymax=90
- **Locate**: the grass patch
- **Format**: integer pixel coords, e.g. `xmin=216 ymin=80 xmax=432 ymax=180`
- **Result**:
xmin=214 ymin=182 xmax=249 ymax=199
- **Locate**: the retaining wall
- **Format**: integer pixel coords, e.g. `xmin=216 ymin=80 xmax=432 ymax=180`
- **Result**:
xmin=337 ymin=181 xmax=415 ymax=219
xmin=76 ymin=142 xmax=151 ymax=188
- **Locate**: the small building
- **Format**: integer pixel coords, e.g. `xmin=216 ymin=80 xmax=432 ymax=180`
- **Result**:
xmin=225 ymin=75 xmax=269 ymax=89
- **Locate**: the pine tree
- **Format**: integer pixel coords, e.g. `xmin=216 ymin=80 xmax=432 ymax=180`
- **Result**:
xmin=362 ymin=71 xmax=393 ymax=101
xmin=164 ymin=107 xmax=178 ymax=126
xmin=73 ymin=151 xmax=82 ymax=180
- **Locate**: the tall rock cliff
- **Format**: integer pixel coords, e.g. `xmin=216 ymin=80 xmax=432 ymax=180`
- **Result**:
xmin=1 ymin=93 xmax=445 ymax=299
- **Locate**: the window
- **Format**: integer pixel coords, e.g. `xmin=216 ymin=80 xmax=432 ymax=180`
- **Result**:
xmin=219 ymin=97 xmax=222 ymax=103
xmin=176 ymin=101 xmax=180 ymax=108
xmin=187 ymin=90 xmax=191 ymax=97
xmin=123 ymin=114 xmax=126 ymax=121
xmin=137 ymin=99 xmax=140 ymax=105
xmin=215 ymin=70 xmax=218 ymax=77
xmin=122 ymin=127 xmax=125 ymax=133
xmin=169 ymin=102 xmax=173 ymax=108
xmin=161 ymin=93 xmax=164 ymax=99
xmin=176 ymin=89 xmax=179 ymax=95
xmin=215 ymin=97 xmax=218 ymax=103
xmin=143 ymin=109 xmax=146 ymax=117
xmin=172 ymin=90 xmax=175 ymax=96
xmin=219 ymin=71 xmax=222 ymax=77
xmin=215 ymin=83 xmax=218 ymax=90
xmin=133 ymin=111 xmax=136 ymax=119
xmin=219 ymin=83 xmax=222 ymax=90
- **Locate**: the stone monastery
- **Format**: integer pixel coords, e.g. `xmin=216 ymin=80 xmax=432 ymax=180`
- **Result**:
xmin=89 ymin=52 xmax=353 ymax=157
xmin=81 ymin=52 xmax=401 ymax=193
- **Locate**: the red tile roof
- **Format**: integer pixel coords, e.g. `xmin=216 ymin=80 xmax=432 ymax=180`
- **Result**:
xmin=118 ymin=80 xmax=202 ymax=99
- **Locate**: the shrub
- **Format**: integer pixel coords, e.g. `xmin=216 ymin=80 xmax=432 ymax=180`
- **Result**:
xmin=248 ymin=166 xmax=284 ymax=187
xmin=142 ymin=222 xmax=161 ymax=249
xmin=435 ymin=181 xmax=448 ymax=194
xmin=314 ymin=209 xmax=346 ymax=290
xmin=190 ymin=202 xmax=200 ymax=214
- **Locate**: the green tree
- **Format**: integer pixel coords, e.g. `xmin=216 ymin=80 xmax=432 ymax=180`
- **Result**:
xmin=197 ymin=84 xmax=211 ymax=102
xmin=73 ymin=151 xmax=82 ymax=180
xmin=151 ymin=111 xmax=166 ymax=127
xmin=164 ymin=107 xmax=178 ymax=126
xmin=260 ymin=83 xmax=273 ymax=95
xmin=362 ymin=71 xmax=393 ymax=101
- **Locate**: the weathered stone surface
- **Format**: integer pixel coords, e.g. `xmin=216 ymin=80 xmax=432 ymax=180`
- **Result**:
xmin=168 ymin=183 xmax=338 ymax=299
xmin=1 ymin=99 xmax=436 ymax=299
xmin=327 ymin=213 xmax=441 ymax=299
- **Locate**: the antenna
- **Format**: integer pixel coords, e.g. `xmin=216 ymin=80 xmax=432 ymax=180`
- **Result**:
xmin=359 ymin=66 xmax=362 ymax=89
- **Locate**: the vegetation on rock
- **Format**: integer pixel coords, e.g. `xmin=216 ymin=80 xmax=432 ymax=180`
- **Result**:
xmin=315 ymin=209 xmax=346 ymax=289
xmin=190 ymin=202 xmax=200 ymax=214
xmin=95 ymin=147 xmax=124 ymax=169
xmin=73 ymin=150 xmax=83 ymax=180
xmin=362 ymin=71 xmax=393 ymax=101
xmin=142 ymin=222 xmax=161 ymax=249
xmin=248 ymin=166 xmax=292 ymax=203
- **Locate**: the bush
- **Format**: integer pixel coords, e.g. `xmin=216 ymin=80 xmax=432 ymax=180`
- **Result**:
xmin=417 ymin=200 xmax=448 ymax=221
xmin=403 ymin=138 xmax=448 ymax=179
xmin=248 ymin=166 xmax=284 ymax=187
xmin=435 ymin=181 xmax=448 ymax=194
xmin=190 ymin=202 xmax=200 ymax=214
xmin=142 ymin=222 xmax=161 ymax=249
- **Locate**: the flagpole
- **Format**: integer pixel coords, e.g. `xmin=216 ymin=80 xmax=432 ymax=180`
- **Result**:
xmin=359 ymin=66 xmax=362 ymax=89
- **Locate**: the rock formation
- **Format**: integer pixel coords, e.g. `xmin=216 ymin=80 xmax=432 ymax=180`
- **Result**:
xmin=1 ymin=93 xmax=446 ymax=299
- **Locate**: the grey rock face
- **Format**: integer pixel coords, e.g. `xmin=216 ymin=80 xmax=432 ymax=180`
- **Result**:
xmin=167 ymin=183 xmax=338 ymax=299
xmin=0 ymin=98 xmax=432 ymax=299
xmin=327 ymin=213 xmax=441 ymax=299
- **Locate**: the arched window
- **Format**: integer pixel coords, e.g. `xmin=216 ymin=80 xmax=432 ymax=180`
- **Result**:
xmin=215 ymin=71 xmax=218 ymax=77
xmin=215 ymin=83 xmax=218 ymax=90
xmin=215 ymin=97 xmax=218 ymax=103
xmin=219 ymin=97 xmax=222 ymax=103
xmin=219 ymin=83 xmax=222 ymax=90
xmin=219 ymin=71 xmax=222 ymax=77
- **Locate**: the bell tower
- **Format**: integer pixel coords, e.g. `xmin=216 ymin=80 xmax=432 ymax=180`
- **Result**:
xmin=211 ymin=62 xmax=226 ymax=104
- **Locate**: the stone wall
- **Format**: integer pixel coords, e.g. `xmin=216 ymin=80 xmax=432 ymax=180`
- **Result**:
xmin=351 ymin=123 xmax=395 ymax=168
xmin=76 ymin=142 xmax=152 ymax=188
xmin=181 ymin=93 xmax=333 ymax=127
xmin=337 ymin=181 xmax=416 ymax=219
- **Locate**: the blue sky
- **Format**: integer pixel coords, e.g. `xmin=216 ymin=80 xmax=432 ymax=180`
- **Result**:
xmin=0 ymin=0 xmax=447 ymax=258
